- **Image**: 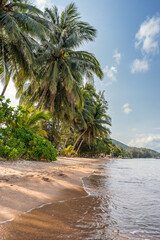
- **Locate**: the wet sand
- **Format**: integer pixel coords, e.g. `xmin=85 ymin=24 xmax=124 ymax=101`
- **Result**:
xmin=0 ymin=157 xmax=105 ymax=223
xmin=0 ymin=190 xmax=135 ymax=240
xmin=0 ymin=157 xmax=107 ymax=239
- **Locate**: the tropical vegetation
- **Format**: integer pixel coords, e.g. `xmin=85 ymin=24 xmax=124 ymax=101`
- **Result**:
xmin=0 ymin=1 xmax=112 ymax=161
xmin=0 ymin=97 xmax=57 ymax=160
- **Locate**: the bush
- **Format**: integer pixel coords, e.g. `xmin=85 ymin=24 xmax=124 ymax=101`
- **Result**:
xmin=0 ymin=97 xmax=57 ymax=161
xmin=60 ymin=145 xmax=77 ymax=157
xmin=0 ymin=139 xmax=19 ymax=160
xmin=0 ymin=127 xmax=58 ymax=161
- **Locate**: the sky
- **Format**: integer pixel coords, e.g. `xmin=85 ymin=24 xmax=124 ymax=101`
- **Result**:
xmin=1 ymin=0 xmax=160 ymax=151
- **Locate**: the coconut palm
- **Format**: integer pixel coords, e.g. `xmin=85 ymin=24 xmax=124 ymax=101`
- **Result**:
xmin=20 ymin=3 xmax=103 ymax=113
xmin=71 ymin=84 xmax=111 ymax=153
xmin=85 ymin=102 xmax=111 ymax=146
xmin=0 ymin=0 xmax=47 ymax=41
xmin=0 ymin=0 xmax=48 ymax=95
xmin=0 ymin=33 xmax=34 ymax=96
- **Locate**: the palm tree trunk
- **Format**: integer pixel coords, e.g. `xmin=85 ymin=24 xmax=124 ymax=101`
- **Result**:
xmin=36 ymin=83 xmax=50 ymax=110
xmin=63 ymin=122 xmax=72 ymax=150
xmin=77 ymin=138 xmax=84 ymax=153
xmin=50 ymin=92 xmax=56 ymax=113
xmin=1 ymin=81 xmax=9 ymax=96
xmin=70 ymin=127 xmax=88 ymax=154
xmin=63 ymin=135 xmax=69 ymax=150
xmin=1 ymin=42 xmax=10 ymax=97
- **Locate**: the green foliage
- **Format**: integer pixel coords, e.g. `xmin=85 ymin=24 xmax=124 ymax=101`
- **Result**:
xmin=0 ymin=96 xmax=14 ymax=124
xmin=0 ymin=139 xmax=19 ymax=160
xmin=0 ymin=97 xmax=50 ymax=136
xmin=19 ymin=3 xmax=103 ymax=114
xmin=61 ymin=145 xmax=77 ymax=157
xmin=0 ymin=127 xmax=57 ymax=161
xmin=14 ymin=105 xmax=51 ymax=136
xmin=0 ymin=1 xmax=112 ymax=159
xmin=0 ymin=0 xmax=48 ymax=96
xmin=110 ymin=143 xmax=121 ymax=157
xmin=68 ymin=83 xmax=111 ymax=154
xmin=78 ymin=138 xmax=111 ymax=157
xmin=126 ymin=148 xmax=160 ymax=159
xmin=0 ymin=97 xmax=57 ymax=161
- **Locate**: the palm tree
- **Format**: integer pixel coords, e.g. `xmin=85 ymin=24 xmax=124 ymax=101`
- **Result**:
xmin=11 ymin=106 xmax=51 ymax=136
xmin=0 ymin=0 xmax=48 ymax=95
xmin=71 ymin=84 xmax=111 ymax=153
xmin=85 ymin=102 xmax=111 ymax=147
xmin=20 ymin=3 xmax=103 ymax=113
xmin=0 ymin=33 xmax=33 ymax=96
xmin=0 ymin=0 xmax=47 ymax=41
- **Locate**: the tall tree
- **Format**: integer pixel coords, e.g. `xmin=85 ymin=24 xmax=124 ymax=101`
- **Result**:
xmin=0 ymin=0 xmax=48 ymax=95
xmin=71 ymin=84 xmax=111 ymax=153
xmin=20 ymin=3 xmax=103 ymax=113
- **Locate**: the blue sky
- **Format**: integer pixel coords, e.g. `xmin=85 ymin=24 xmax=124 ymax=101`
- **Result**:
xmin=1 ymin=0 xmax=160 ymax=151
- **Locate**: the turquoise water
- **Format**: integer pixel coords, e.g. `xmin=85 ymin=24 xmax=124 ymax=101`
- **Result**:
xmin=83 ymin=158 xmax=160 ymax=239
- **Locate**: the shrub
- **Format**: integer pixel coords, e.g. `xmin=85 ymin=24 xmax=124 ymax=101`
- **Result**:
xmin=60 ymin=145 xmax=77 ymax=157
xmin=0 ymin=127 xmax=58 ymax=161
xmin=0 ymin=97 xmax=57 ymax=161
xmin=0 ymin=139 xmax=19 ymax=160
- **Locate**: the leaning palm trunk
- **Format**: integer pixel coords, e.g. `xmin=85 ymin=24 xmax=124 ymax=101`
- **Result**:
xmin=0 ymin=71 xmax=11 ymax=96
xmin=63 ymin=122 xmax=72 ymax=150
xmin=1 ymin=81 xmax=9 ymax=96
xmin=63 ymin=135 xmax=70 ymax=150
xmin=36 ymin=82 xmax=50 ymax=110
xmin=77 ymin=138 xmax=84 ymax=153
xmin=70 ymin=127 xmax=88 ymax=155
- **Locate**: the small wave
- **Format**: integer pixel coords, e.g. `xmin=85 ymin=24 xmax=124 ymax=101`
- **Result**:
xmin=0 ymin=218 xmax=14 ymax=224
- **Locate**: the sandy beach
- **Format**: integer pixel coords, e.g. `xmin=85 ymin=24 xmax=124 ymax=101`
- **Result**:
xmin=0 ymin=158 xmax=157 ymax=240
xmin=0 ymin=157 xmax=105 ymax=223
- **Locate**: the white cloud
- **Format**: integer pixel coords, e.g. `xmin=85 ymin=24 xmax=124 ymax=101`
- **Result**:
xmin=113 ymin=49 xmax=121 ymax=65
xmin=36 ymin=0 xmax=64 ymax=12
xmin=131 ymin=58 xmax=149 ymax=73
xmin=128 ymin=134 xmax=160 ymax=152
xmin=135 ymin=15 xmax=160 ymax=54
xmin=36 ymin=0 xmax=46 ymax=5
xmin=103 ymin=49 xmax=122 ymax=86
xmin=131 ymin=15 xmax=160 ymax=74
xmin=132 ymin=128 xmax=137 ymax=132
xmin=123 ymin=103 xmax=132 ymax=114
xmin=103 ymin=65 xmax=117 ymax=81
xmin=36 ymin=0 xmax=47 ymax=10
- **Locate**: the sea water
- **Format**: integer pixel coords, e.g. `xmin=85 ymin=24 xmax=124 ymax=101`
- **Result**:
xmin=82 ymin=158 xmax=160 ymax=239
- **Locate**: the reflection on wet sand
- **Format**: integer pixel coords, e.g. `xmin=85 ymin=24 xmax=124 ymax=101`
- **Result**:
xmin=0 ymin=179 xmax=139 ymax=240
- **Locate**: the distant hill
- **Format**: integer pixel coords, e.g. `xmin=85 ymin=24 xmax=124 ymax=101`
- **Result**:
xmin=112 ymin=139 xmax=131 ymax=150
xmin=112 ymin=139 xmax=160 ymax=156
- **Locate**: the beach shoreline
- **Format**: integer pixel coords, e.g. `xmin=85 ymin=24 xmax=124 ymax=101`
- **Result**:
xmin=0 ymin=157 xmax=106 ymax=224
xmin=1 ymin=158 xmax=157 ymax=240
